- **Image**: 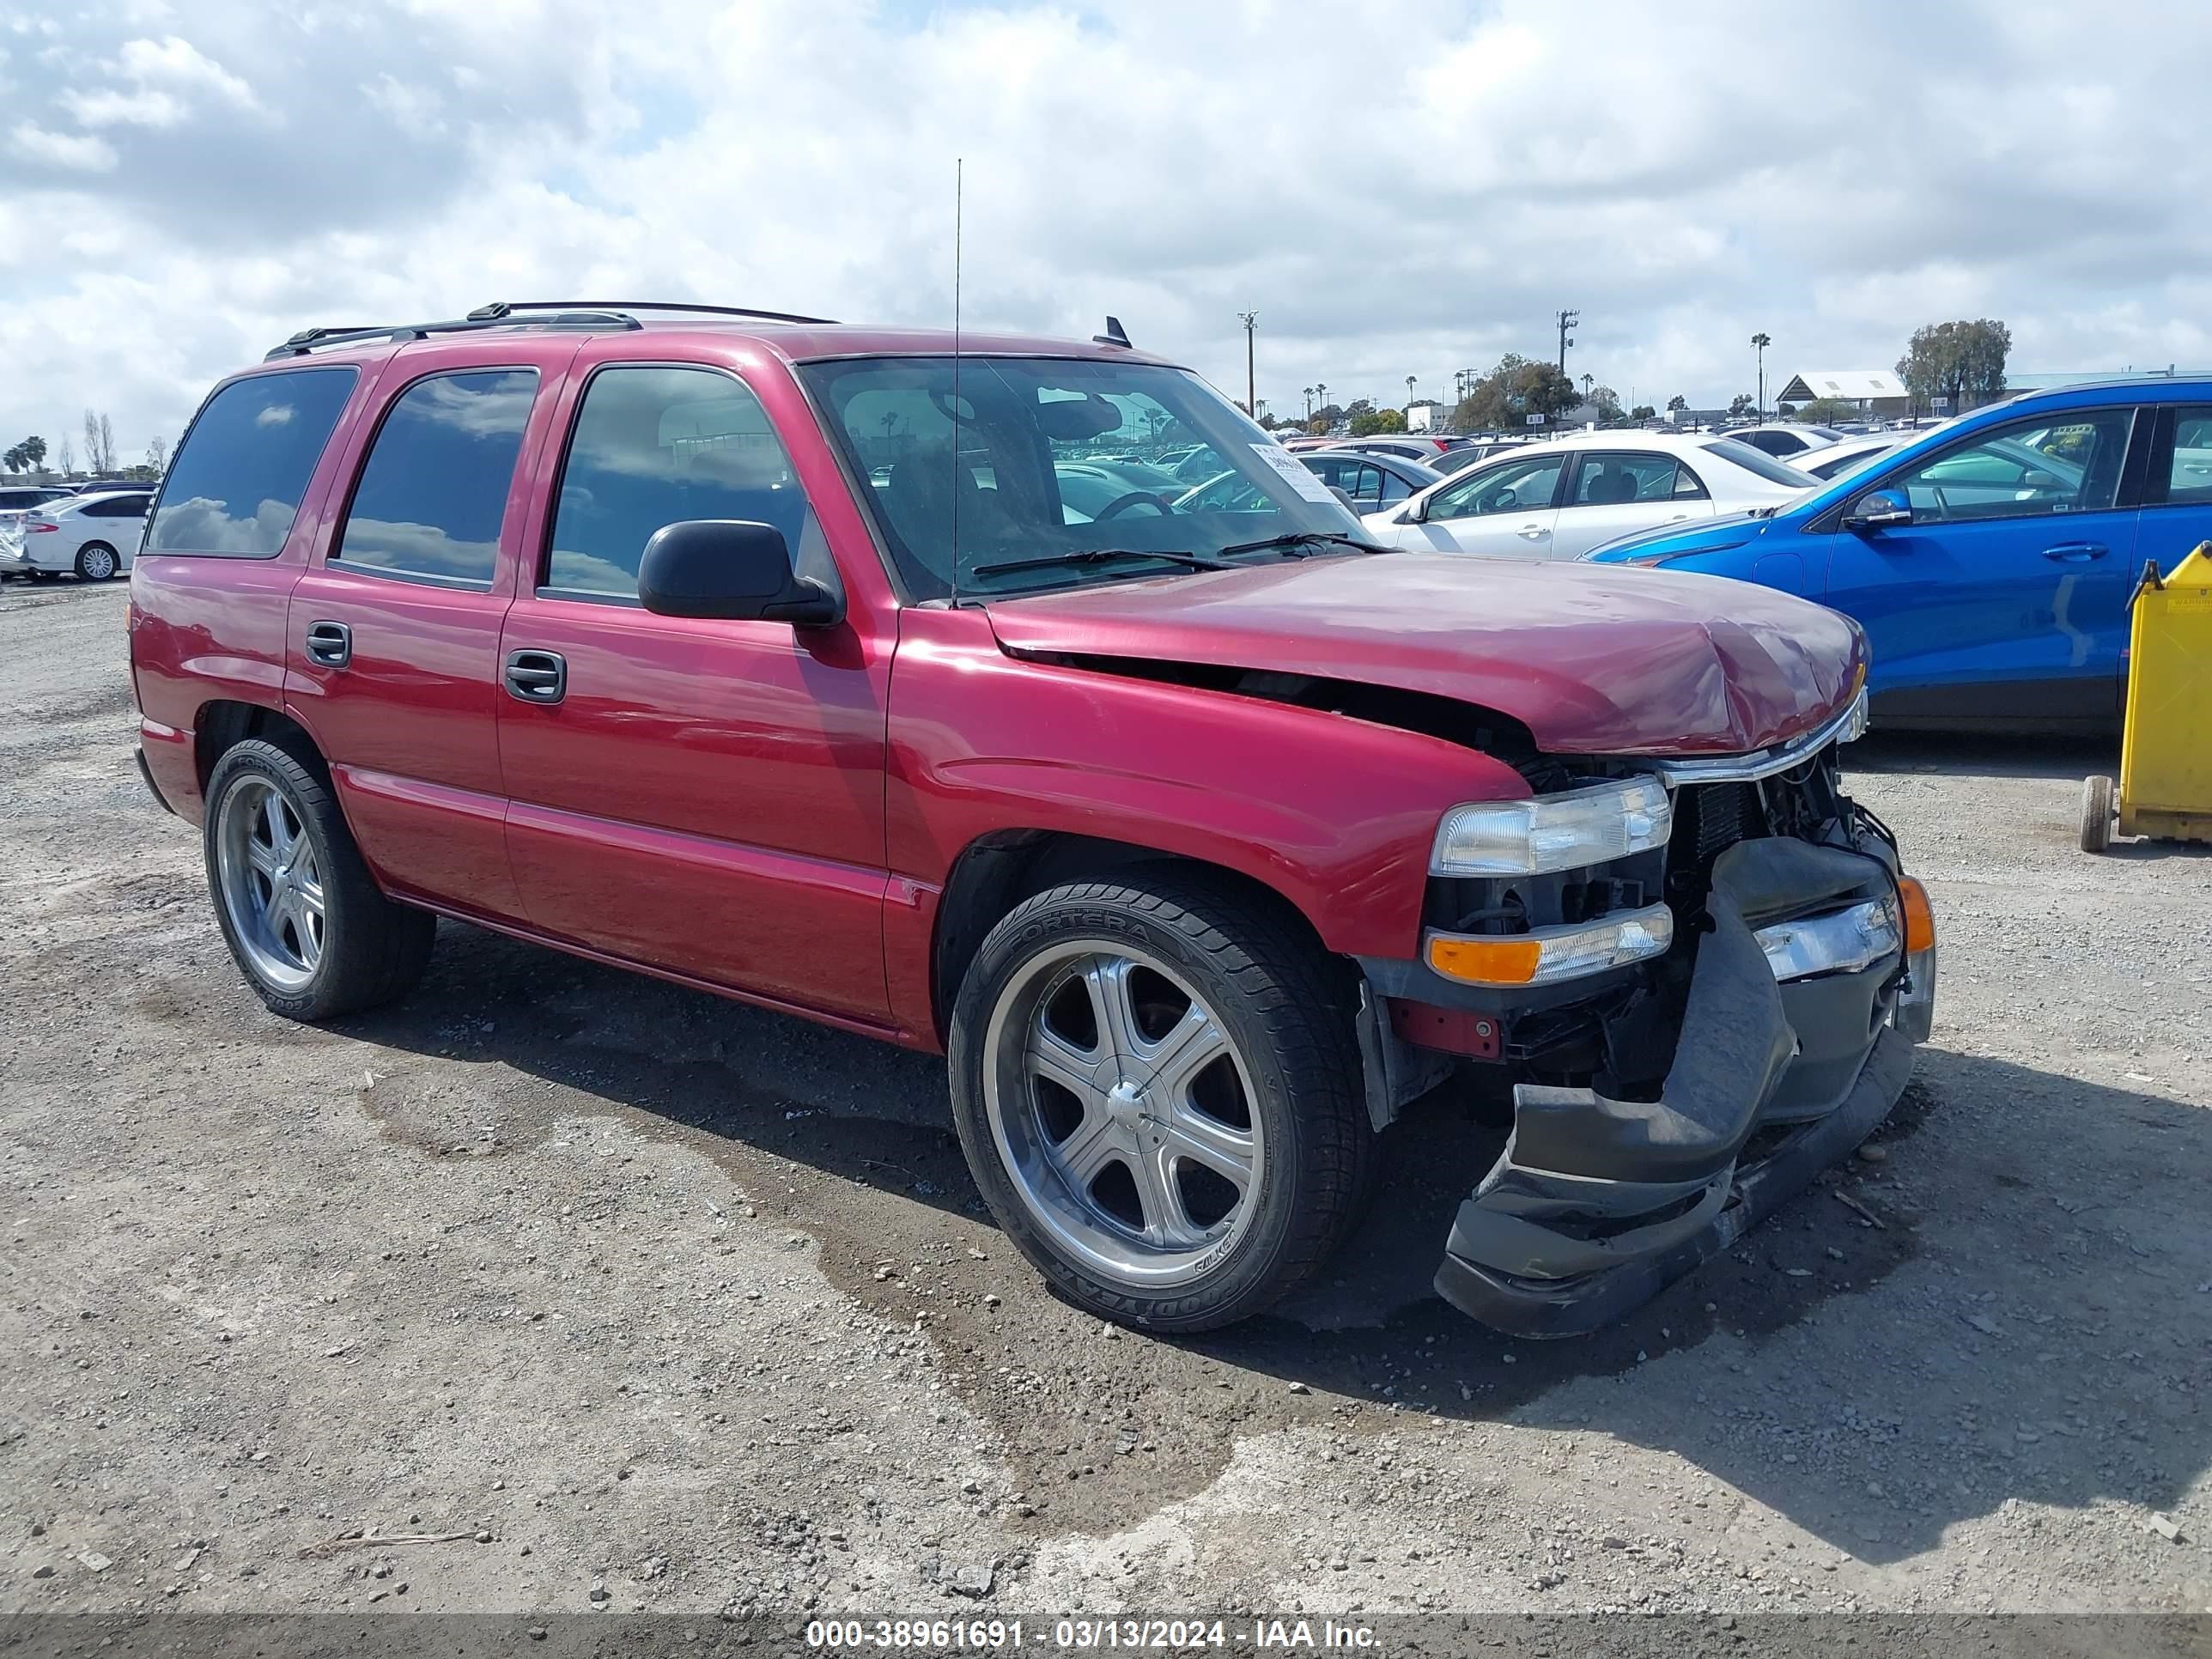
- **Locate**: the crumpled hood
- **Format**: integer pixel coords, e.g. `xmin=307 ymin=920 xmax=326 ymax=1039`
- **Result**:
xmin=981 ymin=553 xmax=1865 ymax=757
xmin=1583 ymin=508 xmax=1782 ymax=564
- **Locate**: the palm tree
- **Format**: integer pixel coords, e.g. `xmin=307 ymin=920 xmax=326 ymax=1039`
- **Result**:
xmin=1751 ymin=332 xmax=1771 ymax=418
xmin=1302 ymin=386 xmax=1314 ymax=419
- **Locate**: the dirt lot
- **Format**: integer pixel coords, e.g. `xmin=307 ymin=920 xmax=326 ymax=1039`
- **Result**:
xmin=3 ymin=576 xmax=2208 ymax=1620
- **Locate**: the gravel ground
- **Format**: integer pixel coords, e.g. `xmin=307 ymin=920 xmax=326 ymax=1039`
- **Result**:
xmin=2 ymin=576 xmax=2207 ymax=1620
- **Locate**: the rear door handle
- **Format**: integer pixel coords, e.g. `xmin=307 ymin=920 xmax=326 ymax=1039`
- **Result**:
xmin=2042 ymin=543 xmax=2107 ymax=562
xmin=503 ymin=648 xmax=567 ymax=704
xmin=304 ymin=620 xmax=351 ymax=668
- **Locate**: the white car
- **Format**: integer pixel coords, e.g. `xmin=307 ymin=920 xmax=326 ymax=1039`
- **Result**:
xmin=1794 ymin=435 xmax=1901 ymax=482
xmin=1361 ymin=430 xmax=1818 ymax=562
xmin=0 ymin=488 xmax=153 ymax=581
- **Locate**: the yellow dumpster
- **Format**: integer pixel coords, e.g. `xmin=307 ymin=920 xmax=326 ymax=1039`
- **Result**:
xmin=2080 ymin=542 xmax=2212 ymax=853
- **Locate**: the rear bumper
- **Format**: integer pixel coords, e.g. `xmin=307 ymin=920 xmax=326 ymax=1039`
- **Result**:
xmin=135 ymin=744 xmax=177 ymax=817
xmin=1431 ymin=832 xmax=1925 ymax=1337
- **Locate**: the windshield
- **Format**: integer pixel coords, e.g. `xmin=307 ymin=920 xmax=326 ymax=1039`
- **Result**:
xmin=799 ymin=356 xmax=1366 ymax=598
xmin=1700 ymin=438 xmax=1821 ymax=489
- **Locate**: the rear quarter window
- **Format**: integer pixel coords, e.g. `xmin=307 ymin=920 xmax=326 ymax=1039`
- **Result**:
xmin=148 ymin=367 xmax=357 ymax=557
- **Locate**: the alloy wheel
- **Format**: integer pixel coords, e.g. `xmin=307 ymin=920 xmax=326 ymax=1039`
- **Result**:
xmin=981 ymin=940 xmax=1263 ymax=1289
xmin=215 ymin=776 xmax=326 ymax=991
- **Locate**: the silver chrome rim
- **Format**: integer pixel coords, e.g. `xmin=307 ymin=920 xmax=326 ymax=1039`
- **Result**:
xmin=215 ymin=776 xmax=325 ymax=991
xmin=82 ymin=546 xmax=116 ymax=580
xmin=981 ymin=939 xmax=1262 ymax=1289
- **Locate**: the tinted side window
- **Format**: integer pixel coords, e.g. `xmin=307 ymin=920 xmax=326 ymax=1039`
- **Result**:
xmin=1568 ymin=453 xmax=1686 ymax=506
xmin=82 ymin=495 xmax=150 ymax=519
xmin=149 ymin=368 xmax=356 ymax=557
xmin=2162 ymin=406 xmax=2212 ymax=505
xmin=1889 ymin=409 xmax=2133 ymax=524
xmin=546 ymin=366 xmax=811 ymax=599
xmin=334 ymin=370 xmax=538 ymax=585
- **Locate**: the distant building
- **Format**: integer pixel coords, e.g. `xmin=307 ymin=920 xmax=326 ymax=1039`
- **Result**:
xmin=1774 ymin=370 xmax=1909 ymax=417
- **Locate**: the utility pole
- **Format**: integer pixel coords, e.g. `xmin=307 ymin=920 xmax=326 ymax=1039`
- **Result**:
xmin=1237 ymin=311 xmax=1258 ymax=416
xmin=1751 ymin=332 xmax=1771 ymax=419
xmin=1556 ymin=308 xmax=1578 ymax=375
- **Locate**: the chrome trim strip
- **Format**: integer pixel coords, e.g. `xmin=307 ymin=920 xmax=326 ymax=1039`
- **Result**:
xmin=1648 ymin=686 xmax=1867 ymax=786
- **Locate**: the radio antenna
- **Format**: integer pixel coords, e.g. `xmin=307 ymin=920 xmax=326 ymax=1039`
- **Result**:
xmin=949 ymin=156 xmax=963 ymax=608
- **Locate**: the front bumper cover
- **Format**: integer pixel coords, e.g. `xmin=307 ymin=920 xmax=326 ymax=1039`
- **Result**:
xmin=1433 ymin=833 xmax=1923 ymax=1338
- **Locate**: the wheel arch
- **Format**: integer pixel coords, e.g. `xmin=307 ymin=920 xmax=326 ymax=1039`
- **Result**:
xmin=929 ymin=829 xmax=1341 ymax=1046
xmin=194 ymin=698 xmax=324 ymax=793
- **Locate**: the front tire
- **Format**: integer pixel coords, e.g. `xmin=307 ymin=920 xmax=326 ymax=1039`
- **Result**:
xmin=204 ymin=737 xmax=434 ymax=1020
xmin=948 ymin=873 xmax=1372 ymax=1333
xmin=76 ymin=542 xmax=119 ymax=581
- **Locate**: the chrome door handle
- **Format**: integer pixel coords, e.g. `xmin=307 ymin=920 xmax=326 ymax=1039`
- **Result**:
xmin=304 ymin=620 xmax=351 ymax=668
xmin=2042 ymin=543 xmax=2107 ymax=562
xmin=503 ymin=648 xmax=567 ymax=704
xmin=1517 ymin=525 xmax=1550 ymax=540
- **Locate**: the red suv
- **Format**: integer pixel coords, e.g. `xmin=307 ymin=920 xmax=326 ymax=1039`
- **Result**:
xmin=127 ymin=301 xmax=1936 ymax=1336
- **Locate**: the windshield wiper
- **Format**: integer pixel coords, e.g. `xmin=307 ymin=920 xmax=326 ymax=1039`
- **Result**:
xmin=968 ymin=547 xmax=1237 ymax=580
xmin=1217 ymin=530 xmax=1394 ymax=557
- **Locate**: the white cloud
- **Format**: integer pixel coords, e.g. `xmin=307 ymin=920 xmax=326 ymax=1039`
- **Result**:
xmin=2 ymin=0 xmax=2210 ymax=460
xmin=8 ymin=122 xmax=118 ymax=171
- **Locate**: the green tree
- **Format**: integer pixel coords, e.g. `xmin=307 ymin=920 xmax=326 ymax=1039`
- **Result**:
xmin=3 ymin=445 xmax=21 ymax=476
xmin=1590 ymin=385 xmax=1624 ymax=423
xmin=1793 ymin=398 xmax=1857 ymax=424
xmin=1728 ymin=392 xmax=1755 ymax=417
xmin=1348 ymin=407 xmax=1407 ymax=437
xmin=1665 ymin=394 xmax=1687 ymax=413
xmin=1897 ymin=318 xmax=2009 ymax=413
xmin=1629 ymin=404 xmax=1656 ymax=422
xmin=1453 ymin=353 xmax=1581 ymax=433
xmin=21 ymin=434 xmax=46 ymax=474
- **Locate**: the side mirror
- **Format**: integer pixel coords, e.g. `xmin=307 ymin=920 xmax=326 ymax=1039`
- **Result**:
xmin=636 ymin=520 xmax=842 ymax=626
xmin=2019 ymin=468 xmax=2060 ymax=492
xmin=1843 ymin=488 xmax=1912 ymax=532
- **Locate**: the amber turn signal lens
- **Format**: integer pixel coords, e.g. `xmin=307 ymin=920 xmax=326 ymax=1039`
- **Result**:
xmin=1896 ymin=876 xmax=1936 ymax=954
xmin=1426 ymin=934 xmax=1542 ymax=986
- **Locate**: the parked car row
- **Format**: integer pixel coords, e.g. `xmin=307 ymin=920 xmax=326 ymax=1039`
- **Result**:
xmin=0 ymin=483 xmax=155 ymax=581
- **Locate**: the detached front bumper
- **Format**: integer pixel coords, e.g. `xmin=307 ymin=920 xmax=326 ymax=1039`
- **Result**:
xmin=1431 ymin=833 xmax=1929 ymax=1338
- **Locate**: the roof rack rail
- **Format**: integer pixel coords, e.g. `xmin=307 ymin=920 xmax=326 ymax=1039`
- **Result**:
xmin=263 ymin=309 xmax=643 ymax=362
xmin=469 ymin=299 xmax=840 ymax=326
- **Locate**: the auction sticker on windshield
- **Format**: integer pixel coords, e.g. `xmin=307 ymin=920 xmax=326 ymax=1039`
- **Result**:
xmin=1251 ymin=442 xmax=1339 ymax=503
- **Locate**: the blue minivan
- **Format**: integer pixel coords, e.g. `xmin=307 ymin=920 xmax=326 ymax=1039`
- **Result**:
xmin=1584 ymin=380 xmax=2212 ymax=728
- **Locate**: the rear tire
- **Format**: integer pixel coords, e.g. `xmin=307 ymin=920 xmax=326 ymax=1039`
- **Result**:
xmin=203 ymin=737 xmax=435 ymax=1020
xmin=948 ymin=872 xmax=1373 ymax=1333
xmin=2078 ymin=774 xmax=2115 ymax=854
xmin=76 ymin=541 xmax=119 ymax=581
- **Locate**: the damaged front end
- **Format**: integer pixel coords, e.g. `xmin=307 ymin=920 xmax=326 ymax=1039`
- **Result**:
xmin=1359 ymin=692 xmax=1937 ymax=1338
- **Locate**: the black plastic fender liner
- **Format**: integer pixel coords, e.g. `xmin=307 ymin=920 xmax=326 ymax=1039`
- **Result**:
xmin=1504 ymin=882 xmax=1796 ymax=1188
xmin=1431 ymin=824 xmax=1922 ymax=1337
xmin=1436 ymin=1025 xmax=1916 ymax=1338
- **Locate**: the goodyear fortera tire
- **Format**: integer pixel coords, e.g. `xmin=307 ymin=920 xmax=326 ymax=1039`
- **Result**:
xmin=948 ymin=873 xmax=1372 ymax=1334
xmin=2078 ymin=775 xmax=2115 ymax=854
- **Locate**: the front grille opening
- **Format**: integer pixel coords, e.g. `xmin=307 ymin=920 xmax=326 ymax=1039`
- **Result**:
xmin=1667 ymin=781 xmax=1765 ymax=905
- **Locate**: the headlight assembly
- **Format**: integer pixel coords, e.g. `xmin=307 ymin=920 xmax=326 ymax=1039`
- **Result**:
xmin=1431 ymin=775 xmax=1672 ymax=878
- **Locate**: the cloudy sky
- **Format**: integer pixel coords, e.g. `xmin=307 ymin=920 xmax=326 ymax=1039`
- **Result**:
xmin=3 ymin=0 xmax=2208 ymax=459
